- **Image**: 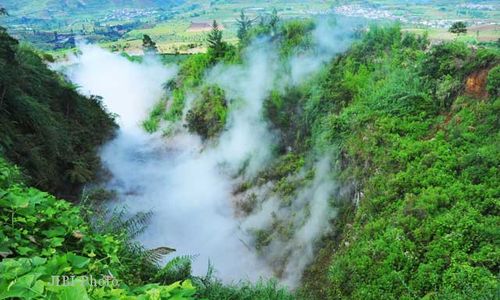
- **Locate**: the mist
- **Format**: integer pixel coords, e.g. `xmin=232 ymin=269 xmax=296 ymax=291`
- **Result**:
xmin=64 ymin=45 xmax=272 ymax=282
xmin=200 ymin=18 xmax=358 ymax=286
xmin=288 ymin=16 xmax=360 ymax=85
xmin=60 ymin=16 xmax=356 ymax=287
xmin=65 ymin=45 xmax=175 ymax=132
xmin=206 ymin=39 xmax=278 ymax=177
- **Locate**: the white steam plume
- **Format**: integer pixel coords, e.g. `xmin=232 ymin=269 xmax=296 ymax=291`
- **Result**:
xmin=288 ymin=16 xmax=360 ymax=85
xmin=65 ymin=45 xmax=175 ymax=133
xmin=206 ymin=40 xmax=278 ymax=177
xmin=64 ymin=45 xmax=272 ymax=282
xmin=58 ymin=15 xmax=358 ymax=288
xmin=217 ymin=17 xmax=359 ymax=286
xmin=243 ymin=158 xmax=337 ymax=287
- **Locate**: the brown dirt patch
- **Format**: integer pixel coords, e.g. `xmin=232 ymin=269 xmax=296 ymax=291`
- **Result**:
xmin=465 ymin=68 xmax=490 ymax=98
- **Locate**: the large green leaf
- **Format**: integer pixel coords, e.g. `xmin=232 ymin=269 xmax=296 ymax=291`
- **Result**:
xmin=66 ymin=253 xmax=90 ymax=269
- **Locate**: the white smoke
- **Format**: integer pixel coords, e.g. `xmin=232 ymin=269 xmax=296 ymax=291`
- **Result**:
xmin=64 ymin=45 xmax=272 ymax=282
xmin=211 ymin=17 xmax=359 ymax=286
xmin=58 ymin=16 xmax=357 ymax=288
xmin=288 ymin=16 xmax=359 ymax=85
xmin=207 ymin=39 xmax=278 ymax=177
xmin=247 ymin=158 xmax=337 ymax=287
xmin=65 ymin=45 xmax=175 ymax=133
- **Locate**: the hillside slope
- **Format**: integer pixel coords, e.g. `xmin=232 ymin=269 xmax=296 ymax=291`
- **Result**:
xmin=0 ymin=25 xmax=116 ymax=199
xmin=149 ymin=22 xmax=499 ymax=299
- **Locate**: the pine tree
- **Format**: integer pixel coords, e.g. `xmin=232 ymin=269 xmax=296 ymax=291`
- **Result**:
xmin=207 ymin=20 xmax=226 ymax=59
xmin=142 ymin=34 xmax=158 ymax=54
xmin=269 ymin=8 xmax=279 ymax=34
xmin=236 ymin=10 xmax=253 ymax=42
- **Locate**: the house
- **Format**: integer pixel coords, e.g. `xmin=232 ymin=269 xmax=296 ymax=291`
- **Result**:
xmin=187 ymin=21 xmax=224 ymax=32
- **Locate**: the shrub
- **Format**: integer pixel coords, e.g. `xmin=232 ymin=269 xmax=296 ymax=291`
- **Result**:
xmin=185 ymin=85 xmax=228 ymax=139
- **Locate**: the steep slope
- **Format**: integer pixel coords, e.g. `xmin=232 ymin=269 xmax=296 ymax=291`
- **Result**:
xmin=262 ymin=27 xmax=499 ymax=299
xmin=325 ymin=53 xmax=499 ymax=298
xmin=0 ymin=25 xmax=197 ymax=300
xmin=0 ymin=157 xmax=197 ymax=299
xmin=0 ymin=25 xmax=117 ymax=199
xmin=146 ymin=21 xmax=499 ymax=299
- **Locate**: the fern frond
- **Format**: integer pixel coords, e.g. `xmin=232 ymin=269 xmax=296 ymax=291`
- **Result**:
xmin=155 ymin=255 xmax=196 ymax=285
xmin=122 ymin=210 xmax=154 ymax=238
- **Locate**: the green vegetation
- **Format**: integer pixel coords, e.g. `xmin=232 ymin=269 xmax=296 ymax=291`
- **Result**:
xmin=449 ymin=21 xmax=468 ymax=36
xmin=236 ymin=10 xmax=254 ymax=43
xmin=0 ymin=157 xmax=197 ymax=299
xmin=321 ymin=31 xmax=498 ymax=300
xmin=143 ymin=99 xmax=168 ymax=133
xmin=4 ymin=0 xmax=497 ymax=53
xmin=186 ymin=85 xmax=227 ymax=139
xmin=207 ymin=20 xmax=230 ymax=62
xmin=0 ymin=23 xmax=296 ymax=299
xmin=160 ymin=17 xmax=498 ymax=299
xmin=487 ymin=65 xmax=500 ymax=96
xmin=142 ymin=34 xmax=159 ymax=54
xmin=258 ymin=25 xmax=498 ymax=300
xmin=0 ymin=22 xmax=200 ymax=299
xmin=150 ymin=18 xmax=498 ymax=298
xmin=0 ymin=25 xmax=116 ymax=199
xmin=1 ymin=3 xmax=499 ymax=298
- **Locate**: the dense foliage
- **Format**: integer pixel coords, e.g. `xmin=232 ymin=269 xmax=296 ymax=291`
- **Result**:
xmin=320 ymin=30 xmax=498 ymax=300
xmin=1 ymin=9 xmax=498 ymax=299
xmin=142 ymin=19 xmax=499 ymax=299
xmin=258 ymin=25 xmax=499 ymax=300
xmin=0 ymin=26 xmax=116 ymax=199
xmin=185 ymin=85 xmax=227 ymax=139
xmin=0 ymin=157 xmax=196 ymax=299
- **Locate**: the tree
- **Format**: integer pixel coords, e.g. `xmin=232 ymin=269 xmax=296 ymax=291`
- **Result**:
xmin=207 ymin=20 xmax=226 ymax=59
xmin=449 ymin=21 xmax=467 ymax=36
xmin=269 ymin=8 xmax=280 ymax=34
xmin=142 ymin=34 xmax=158 ymax=54
xmin=236 ymin=10 xmax=253 ymax=42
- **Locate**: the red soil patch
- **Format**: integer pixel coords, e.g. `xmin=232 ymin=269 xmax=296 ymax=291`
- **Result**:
xmin=465 ymin=68 xmax=490 ymax=98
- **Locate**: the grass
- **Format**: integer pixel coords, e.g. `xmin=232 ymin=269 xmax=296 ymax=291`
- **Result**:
xmin=404 ymin=25 xmax=500 ymax=42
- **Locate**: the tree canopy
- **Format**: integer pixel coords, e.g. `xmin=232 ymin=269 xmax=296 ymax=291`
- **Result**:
xmin=142 ymin=34 xmax=158 ymax=54
xmin=207 ymin=20 xmax=227 ymax=60
xmin=236 ymin=10 xmax=253 ymax=42
xmin=449 ymin=21 xmax=467 ymax=35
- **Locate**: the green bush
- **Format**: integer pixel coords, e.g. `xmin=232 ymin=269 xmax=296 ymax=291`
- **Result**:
xmin=486 ymin=65 xmax=500 ymax=97
xmin=185 ymin=85 xmax=227 ymax=139
xmin=0 ymin=157 xmax=196 ymax=299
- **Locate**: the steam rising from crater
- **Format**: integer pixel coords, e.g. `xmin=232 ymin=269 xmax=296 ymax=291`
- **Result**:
xmin=62 ymin=17 xmax=358 ymax=287
xmin=65 ymin=45 xmax=272 ymax=282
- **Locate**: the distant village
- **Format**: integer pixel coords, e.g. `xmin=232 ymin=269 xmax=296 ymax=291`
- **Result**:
xmin=3 ymin=3 xmax=499 ymax=51
xmin=332 ymin=4 xmax=499 ymax=28
xmin=5 ymin=8 xmax=168 ymax=50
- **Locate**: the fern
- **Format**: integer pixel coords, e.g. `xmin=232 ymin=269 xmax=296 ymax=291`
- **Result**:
xmin=79 ymin=190 xmax=168 ymax=283
xmin=155 ymin=255 xmax=196 ymax=285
